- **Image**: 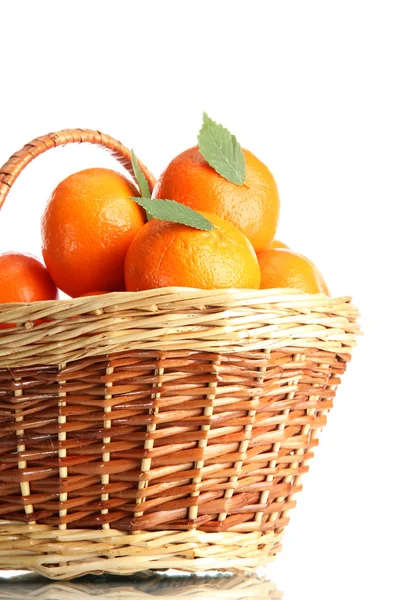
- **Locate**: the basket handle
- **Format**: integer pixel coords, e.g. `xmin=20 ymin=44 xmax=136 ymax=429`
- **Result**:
xmin=0 ymin=128 xmax=156 ymax=210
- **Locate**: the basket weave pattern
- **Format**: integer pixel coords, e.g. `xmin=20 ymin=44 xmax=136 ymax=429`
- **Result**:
xmin=0 ymin=130 xmax=360 ymax=578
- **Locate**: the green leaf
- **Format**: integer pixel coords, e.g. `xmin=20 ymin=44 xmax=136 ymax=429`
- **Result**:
xmin=130 ymin=198 xmax=214 ymax=231
xmin=197 ymin=112 xmax=246 ymax=185
xmin=131 ymin=149 xmax=151 ymax=198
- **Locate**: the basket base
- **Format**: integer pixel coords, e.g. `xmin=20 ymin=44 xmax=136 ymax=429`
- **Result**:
xmin=0 ymin=521 xmax=282 ymax=580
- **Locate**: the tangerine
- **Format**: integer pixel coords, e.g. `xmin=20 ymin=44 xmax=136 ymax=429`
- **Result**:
xmin=41 ymin=168 xmax=146 ymax=297
xmin=257 ymin=247 xmax=328 ymax=294
xmin=0 ymin=253 xmax=58 ymax=303
xmin=80 ymin=291 xmax=109 ymax=297
xmin=152 ymin=147 xmax=279 ymax=252
xmin=0 ymin=253 xmax=58 ymax=328
xmin=124 ymin=212 xmax=261 ymax=291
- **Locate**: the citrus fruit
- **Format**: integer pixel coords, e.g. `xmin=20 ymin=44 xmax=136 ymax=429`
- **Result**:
xmin=0 ymin=253 xmax=58 ymax=328
xmin=263 ymin=242 xmax=329 ymax=294
xmin=257 ymin=247 xmax=328 ymax=294
xmin=80 ymin=291 xmax=108 ymax=297
xmin=152 ymin=147 xmax=280 ymax=252
xmin=0 ymin=253 xmax=58 ymax=303
xmin=124 ymin=212 xmax=261 ymax=291
xmin=41 ymin=168 xmax=146 ymax=297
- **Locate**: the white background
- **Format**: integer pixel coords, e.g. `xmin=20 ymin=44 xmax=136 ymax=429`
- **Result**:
xmin=0 ymin=1 xmax=399 ymax=598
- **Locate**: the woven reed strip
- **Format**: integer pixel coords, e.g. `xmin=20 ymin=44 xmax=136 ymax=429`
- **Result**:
xmin=217 ymin=351 xmax=269 ymax=523
xmin=0 ymin=523 xmax=282 ymax=579
xmin=0 ymin=288 xmax=360 ymax=320
xmin=14 ymin=380 xmax=35 ymax=520
xmin=134 ymin=364 xmax=164 ymax=518
xmin=0 ymin=572 xmax=283 ymax=599
xmin=263 ymin=350 xmax=293 ymax=528
xmin=188 ymin=357 xmax=220 ymax=522
xmin=270 ymin=352 xmax=305 ymax=530
xmin=101 ymin=365 xmax=114 ymax=529
xmin=0 ymin=290 xmax=360 ymax=369
xmin=57 ymin=363 xmax=68 ymax=530
xmin=0 ymin=128 xmax=155 ymax=210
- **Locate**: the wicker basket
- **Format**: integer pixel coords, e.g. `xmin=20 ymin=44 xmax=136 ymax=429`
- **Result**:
xmin=0 ymin=129 xmax=360 ymax=580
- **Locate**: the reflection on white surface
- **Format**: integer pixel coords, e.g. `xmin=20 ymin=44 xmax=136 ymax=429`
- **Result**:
xmin=0 ymin=571 xmax=282 ymax=599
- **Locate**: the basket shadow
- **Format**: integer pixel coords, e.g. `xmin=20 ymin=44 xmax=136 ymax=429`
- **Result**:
xmin=0 ymin=570 xmax=283 ymax=599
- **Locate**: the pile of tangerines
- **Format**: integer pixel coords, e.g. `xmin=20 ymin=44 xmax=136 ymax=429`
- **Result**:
xmin=0 ymin=116 xmax=329 ymax=310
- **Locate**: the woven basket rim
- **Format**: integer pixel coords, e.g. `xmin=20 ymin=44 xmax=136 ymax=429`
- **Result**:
xmin=0 ymin=286 xmax=360 ymax=368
